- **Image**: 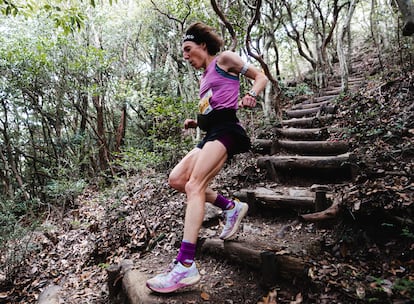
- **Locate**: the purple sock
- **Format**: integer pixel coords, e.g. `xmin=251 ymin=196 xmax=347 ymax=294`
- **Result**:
xmin=213 ymin=194 xmax=235 ymax=210
xmin=176 ymin=241 xmax=196 ymax=265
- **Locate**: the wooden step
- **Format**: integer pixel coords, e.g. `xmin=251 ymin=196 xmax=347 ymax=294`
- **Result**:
xmin=199 ymin=239 xmax=307 ymax=285
xmin=274 ymin=127 xmax=329 ymax=140
xmin=257 ymin=153 xmax=355 ymax=185
xmin=348 ymin=76 xmax=366 ymax=83
xmin=235 ymin=184 xmax=333 ymax=213
xmin=253 ymin=139 xmax=348 ymax=156
xmin=313 ymin=94 xmax=339 ymax=103
xmin=281 ymin=115 xmax=334 ymax=128
xmin=291 ymin=95 xmax=338 ymax=110
xmin=285 ymin=105 xmax=337 ymax=118
xmin=291 ymin=99 xmax=333 ymax=110
xmin=319 ymin=88 xmax=343 ymax=95
xmin=274 ymin=139 xmax=349 ymax=155
xmin=257 ymin=153 xmax=351 ymax=170
xmin=234 ymin=187 xmax=314 ymax=209
xmin=330 ymin=78 xmax=364 ymax=86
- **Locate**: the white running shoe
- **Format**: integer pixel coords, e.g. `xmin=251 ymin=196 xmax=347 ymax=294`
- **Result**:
xmin=219 ymin=200 xmax=249 ymax=240
xmin=146 ymin=260 xmax=201 ymax=293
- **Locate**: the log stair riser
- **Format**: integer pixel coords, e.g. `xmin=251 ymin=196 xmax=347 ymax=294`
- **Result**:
xmin=285 ymin=105 xmax=337 ymax=119
xmin=253 ymin=139 xmax=349 ymax=156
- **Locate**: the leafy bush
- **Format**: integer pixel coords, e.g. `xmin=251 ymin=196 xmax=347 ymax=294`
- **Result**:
xmin=0 ymin=199 xmax=25 ymax=247
xmin=0 ymin=197 xmax=41 ymax=281
xmin=393 ymin=278 xmax=414 ymax=300
xmin=111 ymin=147 xmax=163 ymax=175
xmin=45 ymin=175 xmax=87 ymax=208
xmin=145 ymin=95 xmax=197 ymax=140
xmin=124 ymin=93 xmax=196 ymax=170
xmin=281 ymin=82 xmax=313 ymax=100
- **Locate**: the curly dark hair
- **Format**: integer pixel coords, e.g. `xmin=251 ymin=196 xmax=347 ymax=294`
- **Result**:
xmin=184 ymin=22 xmax=224 ymax=55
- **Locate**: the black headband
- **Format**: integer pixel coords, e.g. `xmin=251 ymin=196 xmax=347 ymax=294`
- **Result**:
xmin=182 ymin=33 xmax=202 ymax=44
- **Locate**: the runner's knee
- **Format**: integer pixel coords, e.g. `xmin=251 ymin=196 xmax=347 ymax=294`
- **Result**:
xmin=168 ymin=171 xmax=185 ymax=192
xmin=184 ymin=179 xmax=204 ymax=198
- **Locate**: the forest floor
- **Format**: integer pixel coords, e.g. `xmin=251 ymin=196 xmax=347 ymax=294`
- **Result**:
xmin=1 ymin=53 xmax=413 ymax=304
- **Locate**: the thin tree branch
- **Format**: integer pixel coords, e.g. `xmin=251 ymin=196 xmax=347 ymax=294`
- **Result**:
xmin=150 ymin=0 xmax=190 ymax=31
xmin=210 ymin=0 xmax=238 ymax=51
xmin=244 ymin=0 xmax=281 ymax=114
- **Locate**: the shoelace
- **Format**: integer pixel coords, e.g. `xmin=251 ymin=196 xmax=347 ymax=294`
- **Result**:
xmin=162 ymin=260 xmax=178 ymax=274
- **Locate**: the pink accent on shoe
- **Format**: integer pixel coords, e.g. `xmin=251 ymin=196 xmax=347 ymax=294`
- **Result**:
xmin=219 ymin=200 xmax=248 ymax=240
xmin=146 ymin=261 xmax=201 ymax=293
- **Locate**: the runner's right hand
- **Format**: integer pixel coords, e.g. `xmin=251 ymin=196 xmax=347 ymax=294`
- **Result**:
xmin=184 ymin=119 xmax=198 ymax=129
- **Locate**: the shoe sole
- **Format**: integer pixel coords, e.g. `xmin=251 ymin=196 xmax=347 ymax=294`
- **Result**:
xmin=220 ymin=203 xmax=249 ymax=240
xmin=146 ymin=274 xmax=201 ymax=293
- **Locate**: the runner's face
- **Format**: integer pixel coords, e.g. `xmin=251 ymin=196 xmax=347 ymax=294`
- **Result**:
xmin=182 ymin=41 xmax=207 ymax=70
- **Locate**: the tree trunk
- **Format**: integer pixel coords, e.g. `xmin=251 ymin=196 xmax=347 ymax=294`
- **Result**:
xmin=79 ymin=93 xmax=88 ymax=135
xmin=0 ymin=147 xmax=12 ymax=197
xmin=395 ymin=0 xmax=414 ymax=35
xmin=337 ymin=0 xmax=357 ymax=92
xmin=92 ymin=95 xmax=110 ymax=171
xmin=115 ymin=103 xmax=127 ymax=152
xmin=79 ymin=93 xmax=89 ymax=174
xmin=0 ymin=100 xmax=30 ymax=200
xmin=370 ymin=0 xmax=384 ymax=69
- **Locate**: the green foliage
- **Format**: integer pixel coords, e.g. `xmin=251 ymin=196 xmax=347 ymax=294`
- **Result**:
xmin=0 ymin=196 xmax=40 ymax=277
xmin=112 ymin=147 xmax=163 ymax=174
xmin=111 ymin=91 xmax=197 ymax=174
xmin=146 ymin=95 xmax=196 ymax=139
xmin=401 ymin=227 xmax=414 ymax=239
xmin=393 ymin=278 xmax=414 ymax=300
xmin=0 ymin=0 xmax=19 ymax=16
xmin=0 ymin=1 xmax=117 ymax=33
xmin=98 ymin=262 xmax=110 ymax=269
xmin=280 ymin=82 xmax=313 ymax=100
xmin=47 ymin=6 xmax=86 ymax=34
xmin=0 ymin=199 xmax=25 ymax=247
xmin=45 ymin=175 xmax=87 ymax=207
xmin=368 ymin=275 xmax=414 ymax=300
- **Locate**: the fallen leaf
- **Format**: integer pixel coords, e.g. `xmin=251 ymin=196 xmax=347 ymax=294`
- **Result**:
xmin=290 ymin=292 xmax=303 ymax=304
xmin=356 ymin=285 xmax=365 ymax=299
xmin=0 ymin=292 xmax=9 ymax=299
xmin=259 ymin=289 xmax=277 ymax=304
xmin=200 ymin=291 xmax=210 ymax=301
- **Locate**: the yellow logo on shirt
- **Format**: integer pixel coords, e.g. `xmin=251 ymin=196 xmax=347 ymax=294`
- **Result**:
xmin=199 ymin=89 xmax=213 ymax=114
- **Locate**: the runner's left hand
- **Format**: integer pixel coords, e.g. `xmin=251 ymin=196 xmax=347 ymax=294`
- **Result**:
xmin=239 ymin=94 xmax=257 ymax=108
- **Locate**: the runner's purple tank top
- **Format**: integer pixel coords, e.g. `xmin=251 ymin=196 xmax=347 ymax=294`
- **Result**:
xmin=199 ymin=57 xmax=240 ymax=111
